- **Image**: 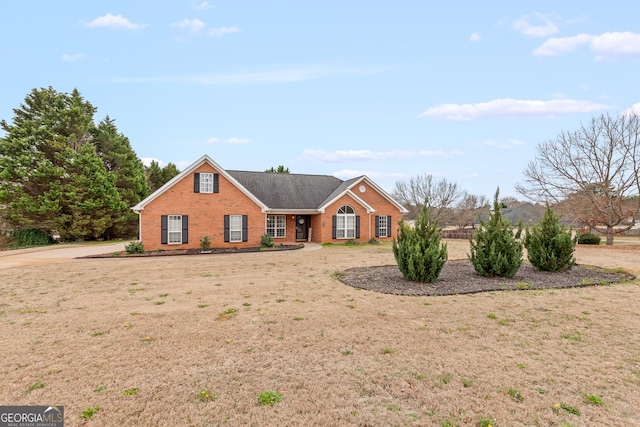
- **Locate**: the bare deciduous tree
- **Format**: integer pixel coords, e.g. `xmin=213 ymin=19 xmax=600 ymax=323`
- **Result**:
xmin=392 ymin=174 xmax=462 ymax=220
xmin=517 ymin=113 xmax=640 ymax=245
xmin=450 ymin=192 xmax=490 ymax=229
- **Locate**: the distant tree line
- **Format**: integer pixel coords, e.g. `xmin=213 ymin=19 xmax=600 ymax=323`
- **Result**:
xmin=0 ymin=87 xmax=179 ymax=242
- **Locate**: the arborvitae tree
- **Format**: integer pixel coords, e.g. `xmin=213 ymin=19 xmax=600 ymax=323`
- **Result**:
xmin=58 ymin=144 xmax=125 ymax=240
xmin=469 ymin=188 xmax=523 ymax=278
xmin=392 ymin=202 xmax=448 ymax=283
xmin=92 ymin=116 xmax=150 ymax=237
xmin=523 ymin=203 xmax=576 ymax=271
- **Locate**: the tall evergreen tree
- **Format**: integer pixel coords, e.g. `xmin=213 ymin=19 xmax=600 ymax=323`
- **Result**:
xmin=146 ymin=160 xmax=180 ymax=192
xmin=92 ymin=116 xmax=150 ymax=237
xmin=0 ymin=87 xmax=146 ymax=240
xmin=58 ymin=144 xmax=125 ymax=240
xmin=0 ymin=87 xmax=96 ymax=232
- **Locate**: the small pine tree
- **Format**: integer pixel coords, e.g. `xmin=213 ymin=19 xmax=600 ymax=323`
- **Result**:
xmin=392 ymin=203 xmax=447 ymax=283
xmin=469 ymin=188 xmax=523 ymax=278
xmin=524 ymin=203 xmax=576 ymax=271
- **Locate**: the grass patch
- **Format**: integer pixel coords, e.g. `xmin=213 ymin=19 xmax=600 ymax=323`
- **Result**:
xmin=79 ymin=406 xmax=100 ymax=420
xmin=258 ymin=390 xmax=282 ymax=406
xmin=381 ymin=346 xmax=396 ymax=355
xmin=197 ymin=389 xmax=219 ymax=402
xmin=583 ymin=393 xmax=607 ymax=406
xmin=121 ymin=387 xmax=139 ymax=396
xmin=218 ymin=308 xmax=238 ymax=319
xmin=27 ymin=380 xmax=46 ymax=393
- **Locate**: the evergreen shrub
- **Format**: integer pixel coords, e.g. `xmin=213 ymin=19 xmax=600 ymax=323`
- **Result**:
xmin=10 ymin=228 xmax=52 ymax=247
xmin=392 ymin=203 xmax=447 ymax=283
xmin=260 ymin=234 xmax=275 ymax=248
xmin=523 ymin=204 xmax=576 ymax=272
xmin=577 ymin=233 xmax=601 ymax=245
xmin=469 ymin=188 xmax=523 ymax=278
xmin=125 ymin=241 xmax=145 ymax=254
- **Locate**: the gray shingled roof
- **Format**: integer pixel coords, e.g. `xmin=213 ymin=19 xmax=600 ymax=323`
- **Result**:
xmin=227 ymin=170 xmax=345 ymax=209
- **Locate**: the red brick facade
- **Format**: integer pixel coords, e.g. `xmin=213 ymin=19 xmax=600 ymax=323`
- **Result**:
xmin=133 ymin=156 xmax=407 ymax=251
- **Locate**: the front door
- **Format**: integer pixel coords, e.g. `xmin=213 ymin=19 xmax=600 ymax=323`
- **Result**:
xmin=296 ymin=215 xmax=309 ymax=241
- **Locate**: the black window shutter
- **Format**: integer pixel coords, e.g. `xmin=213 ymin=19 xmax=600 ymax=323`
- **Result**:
xmin=242 ymin=215 xmax=248 ymax=242
xmin=182 ymin=215 xmax=189 ymax=243
xmin=213 ymin=174 xmax=219 ymax=193
xmin=161 ymin=215 xmax=168 ymax=244
xmin=375 ymin=215 xmax=380 ymax=238
xmin=194 ymin=173 xmax=200 ymax=193
xmin=387 ymin=216 xmax=392 ymax=237
xmin=332 ymin=216 xmax=337 ymax=239
xmin=224 ymin=215 xmax=230 ymax=242
xmin=355 ymin=216 xmax=360 ymax=239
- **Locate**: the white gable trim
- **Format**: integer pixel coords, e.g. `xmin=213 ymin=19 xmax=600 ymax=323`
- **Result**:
xmin=347 ymin=176 xmax=409 ymax=214
xmin=131 ymin=155 xmax=269 ymax=212
xmin=318 ymin=175 xmax=408 ymax=214
xmin=318 ymin=189 xmax=375 ymax=214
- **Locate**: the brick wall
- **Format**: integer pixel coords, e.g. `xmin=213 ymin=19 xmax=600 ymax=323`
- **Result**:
xmin=139 ymin=163 xmax=265 ymax=251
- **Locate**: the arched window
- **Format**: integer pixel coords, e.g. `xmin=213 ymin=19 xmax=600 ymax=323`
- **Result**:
xmin=336 ymin=205 xmax=356 ymax=239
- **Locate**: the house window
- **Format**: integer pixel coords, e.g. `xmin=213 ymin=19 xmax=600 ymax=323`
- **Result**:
xmin=378 ymin=216 xmax=388 ymax=238
xmin=336 ymin=205 xmax=356 ymax=239
xmin=200 ymin=173 xmax=214 ymax=193
xmin=168 ymin=215 xmax=182 ymax=244
xmin=229 ymin=215 xmax=243 ymax=242
xmin=266 ymin=215 xmax=286 ymax=238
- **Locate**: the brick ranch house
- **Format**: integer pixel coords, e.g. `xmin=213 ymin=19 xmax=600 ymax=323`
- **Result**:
xmin=132 ymin=155 xmax=408 ymax=251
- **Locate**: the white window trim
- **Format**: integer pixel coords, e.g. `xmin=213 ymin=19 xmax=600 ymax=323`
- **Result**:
xmin=168 ymin=215 xmax=182 ymax=244
xmin=266 ymin=214 xmax=286 ymax=238
xmin=200 ymin=172 xmax=214 ymax=193
xmin=229 ymin=214 xmax=243 ymax=243
xmin=336 ymin=205 xmax=355 ymax=239
xmin=379 ymin=216 xmax=389 ymax=238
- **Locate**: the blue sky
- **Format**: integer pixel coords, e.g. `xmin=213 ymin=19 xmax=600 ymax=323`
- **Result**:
xmin=2 ymin=1 xmax=640 ymax=199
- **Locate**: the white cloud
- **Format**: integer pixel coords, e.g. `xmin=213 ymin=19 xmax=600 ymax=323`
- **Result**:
xmin=61 ymin=53 xmax=85 ymax=62
xmin=622 ymin=103 xmax=640 ymax=117
xmin=205 ymin=137 xmax=250 ymax=144
xmin=303 ymin=149 xmax=414 ymax=163
xmin=140 ymin=157 xmax=165 ymax=167
xmin=418 ymin=150 xmax=446 ymax=157
xmin=226 ymin=137 xmax=250 ymax=144
xmin=194 ymin=1 xmax=214 ymax=10
xmin=533 ymin=33 xmax=592 ymax=56
xmin=110 ymin=64 xmax=387 ymax=85
xmin=469 ymin=33 xmax=481 ymax=42
xmin=533 ymin=31 xmax=640 ymax=59
xmin=171 ymin=18 xmax=206 ymax=34
xmin=591 ymin=32 xmax=640 ymax=60
xmin=171 ymin=19 xmax=239 ymax=37
xmin=513 ymin=13 xmax=559 ymax=37
xmin=420 ymin=98 xmax=612 ymax=121
xmin=83 ymin=13 xmax=147 ymax=30
xmin=208 ymin=26 xmax=241 ymax=37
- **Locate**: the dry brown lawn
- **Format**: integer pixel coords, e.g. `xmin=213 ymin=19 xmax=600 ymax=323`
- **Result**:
xmin=1 ymin=240 xmax=639 ymax=426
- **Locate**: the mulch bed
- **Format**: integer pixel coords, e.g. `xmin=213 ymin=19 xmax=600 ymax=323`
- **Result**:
xmin=79 ymin=244 xmax=303 ymax=259
xmin=338 ymin=260 xmax=636 ymax=296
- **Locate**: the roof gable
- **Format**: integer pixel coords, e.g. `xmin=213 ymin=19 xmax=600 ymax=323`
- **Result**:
xmin=132 ymin=155 xmax=267 ymax=212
